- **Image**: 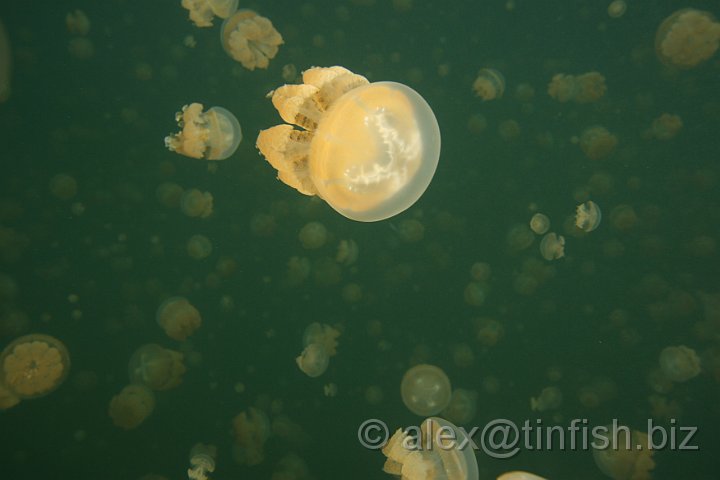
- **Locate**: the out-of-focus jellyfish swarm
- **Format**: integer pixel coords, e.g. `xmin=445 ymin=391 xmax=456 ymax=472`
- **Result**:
xmin=0 ymin=18 xmax=12 ymax=103
xmin=109 ymin=384 xmax=156 ymax=429
xmin=256 ymin=66 xmax=441 ymax=222
xmin=592 ymin=426 xmax=655 ymax=480
xmin=221 ymin=10 xmax=283 ymax=70
xmin=296 ymin=322 xmax=340 ymax=377
xmin=128 ymin=344 xmax=186 ymax=391
xmin=401 ymin=364 xmax=452 ymax=416
xmin=659 ymin=345 xmax=701 ymax=382
xmin=0 ymin=334 xmax=70 ymax=399
xmin=655 ymin=9 xmax=720 ymax=68
xmin=165 ymin=103 xmax=242 ymax=160
xmin=187 ymin=443 xmax=217 ymax=480
xmin=182 ymin=0 xmax=238 ymax=27
xmin=232 ymin=407 xmax=271 ymax=466
xmin=530 ymin=386 xmax=563 ymax=412
xmin=497 ymin=473 xmax=547 ymax=480
xmin=644 ymin=113 xmax=682 ymax=140
xmin=539 ymin=232 xmax=565 ymax=261
xmin=579 ymin=126 xmax=617 ymax=160
xmin=156 ymin=297 xmax=202 ymax=341
xmin=547 ymin=72 xmax=606 ymax=103
xmin=381 ymin=417 xmax=479 ymax=480
xmin=472 ymin=68 xmax=505 ymax=101
xmin=576 ymin=201 xmax=602 ymax=232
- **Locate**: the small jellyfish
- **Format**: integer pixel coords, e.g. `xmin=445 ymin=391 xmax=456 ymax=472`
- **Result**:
xmin=472 ymin=68 xmax=505 ymax=101
xmin=128 ymin=344 xmax=186 ymax=391
xmin=187 ymin=234 xmax=213 ymax=260
xmin=530 ymin=386 xmax=563 ymax=412
xmin=156 ymin=182 xmax=184 ymax=208
xmin=579 ymin=125 xmax=617 ymax=160
xmin=529 ymin=213 xmax=550 ymax=235
xmin=0 ymin=334 xmax=70 ymax=398
xmin=539 ymin=232 xmax=565 ymax=261
xmin=181 ymin=189 xmax=214 ymax=218
xmin=298 ymin=221 xmax=327 ymax=249
xmin=336 ymin=239 xmax=359 ymax=265
xmin=381 ymin=417 xmax=478 ymax=480
xmin=221 ymin=10 xmax=283 ymax=70
xmin=547 ymin=72 xmax=606 ymax=104
xmin=645 ymin=113 xmax=682 ymax=140
xmin=575 ymin=200 xmax=602 ymax=232
xmin=156 ymin=297 xmax=202 ymax=341
xmin=302 ymin=322 xmax=340 ymax=356
xmin=394 ymin=218 xmax=425 ymax=243
xmin=592 ymin=426 xmax=655 ymax=480
xmin=400 ymin=364 xmax=452 ymax=416
xmin=296 ymin=343 xmax=329 ymax=377
xmin=232 ymin=407 xmax=270 ymax=466
xmin=108 ymin=384 xmax=155 ymax=430
xmin=441 ymin=388 xmax=477 ymax=425
xmin=256 ymin=66 xmax=441 ymax=222
xmin=182 ymin=0 xmax=238 ymax=27
xmin=655 ymin=9 xmax=720 ymax=68
xmin=659 ymin=345 xmax=701 ymax=382
xmin=607 ymin=1 xmax=627 ymax=18
xmin=165 ymin=103 xmax=242 ymax=160
xmin=188 ymin=443 xmax=217 ymax=480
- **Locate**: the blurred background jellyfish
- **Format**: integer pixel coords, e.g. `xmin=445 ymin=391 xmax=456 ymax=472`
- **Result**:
xmin=298 ymin=221 xmax=328 ymax=249
xmin=181 ymin=189 xmax=214 ymax=218
xmin=302 ymin=322 xmax=340 ymax=356
xmin=221 ymin=10 xmax=283 ymax=70
xmin=658 ymin=345 xmax=701 ymax=382
xmin=187 ymin=443 xmax=217 ymax=480
xmin=1 ymin=334 xmax=70 ymax=398
xmin=156 ymin=297 xmax=202 ymax=341
xmin=655 ymin=9 xmax=720 ymax=68
xmin=400 ymin=364 xmax=452 ymax=416
xmin=165 ymin=103 xmax=242 ymax=160
xmin=381 ymin=417 xmax=478 ymax=480
xmin=187 ymin=234 xmax=213 ymax=260
xmin=182 ymin=0 xmax=238 ymax=27
xmin=0 ymin=17 xmax=11 ymax=103
xmin=547 ymin=72 xmax=606 ymax=104
xmin=472 ymin=68 xmax=505 ymax=101
xmin=539 ymin=232 xmax=565 ymax=261
xmin=128 ymin=344 xmax=186 ymax=391
xmin=232 ymin=407 xmax=270 ymax=466
xmin=108 ymin=384 xmax=156 ymax=430
xmin=257 ymin=66 xmax=441 ymax=222
xmin=529 ymin=213 xmax=550 ymax=235
xmin=498 ymin=473 xmax=546 ymax=480
xmin=644 ymin=113 xmax=682 ymax=140
xmin=530 ymin=386 xmax=563 ymax=412
xmin=296 ymin=343 xmax=329 ymax=377
xmin=579 ymin=125 xmax=617 ymax=160
xmin=592 ymin=426 xmax=655 ymax=480
xmin=575 ymin=200 xmax=602 ymax=232
xmin=440 ymin=388 xmax=477 ymax=425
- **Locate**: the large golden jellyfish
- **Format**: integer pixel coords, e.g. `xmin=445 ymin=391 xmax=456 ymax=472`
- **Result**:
xmin=108 ymin=384 xmax=156 ymax=430
xmin=381 ymin=417 xmax=479 ymax=480
xmin=655 ymin=9 xmax=720 ymax=68
xmin=182 ymin=0 xmax=238 ymax=27
xmin=165 ymin=103 xmax=242 ymax=160
xmin=0 ymin=17 xmax=10 ymax=103
xmin=257 ymin=66 xmax=441 ymax=222
xmin=1 ymin=334 xmax=70 ymax=398
xmin=592 ymin=426 xmax=655 ymax=479
xmin=221 ymin=10 xmax=283 ymax=70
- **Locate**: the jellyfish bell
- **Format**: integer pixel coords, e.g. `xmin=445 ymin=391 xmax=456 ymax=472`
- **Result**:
xmin=128 ymin=344 xmax=186 ymax=391
xmin=659 ymin=345 xmax=701 ymax=382
xmin=400 ymin=364 xmax=452 ymax=416
xmin=592 ymin=426 xmax=655 ymax=480
xmin=472 ymin=68 xmax=505 ymax=101
xmin=257 ymin=66 xmax=441 ymax=222
xmin=0 ymin=334 xmax=70 ymax=399
xmin=529 ymin=213 xmax=550 ymax=235
xmin=497 ymin=473 xmax=547 ymax=480
xmin=296 ymin=343 xmax=329 ymax=377
xmin=575 ymin=200 xmax=602 ymax=232
xmin=221 ymin=10 xmax=283 ymax=70
xmin=182 ymin=0 xmax=239 ymax=27
xmin=165 ymin=103 xmax=242 ymax=160
xmin=539 ymin=232 xmax=565 ymax=261
xmin=655 ymin=9 xmax=720 ymax=68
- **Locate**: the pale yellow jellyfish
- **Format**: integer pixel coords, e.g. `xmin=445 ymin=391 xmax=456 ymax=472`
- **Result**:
xmin=472 ymin=68 xmax=505 ymax=101
xmin=296 ymin=343 xmax=329 ymax=377
xmin=128 ymin=344 xmax=186 ymax=391
xmin=400 ymin=364 xmax=452 ymax=416
xmin=539 ymin=232 xmax=565 ymax=261
xmin=188 ymin=443 xmax=217 ymax=480
xmin=232 ymin=407 xmax=270 ymax=465
xmin=187 ymin=234 xmax=213 ymax=260
xmin=302 ymin=322 xmax=340 ymax=356
xmin=182 ymin=0 xmax=238 ymax=27
xmin=579 ymin=125 xmax=617 ymax=160
xmin=607 ymin=1 xmax=627 ymax=18
xmin=298 ymin=221 xmax=327 ymax=249
xmin=645 ymin=113 xmax=682 ymax=140
xmin=180 ymin=189 xmax=214 ymax=218
xmin=475 ymin=317 xmax=504 ymax=346
xmin=530 ymin=386 xmax=563 ymax=412
xmin=529 ymin=213 xmax=550 ymax=235
xmin=108 ymin=384 xmax=155 ymax=430
xmin=156 ymin=296 xmax=202 ymax=341
xmin=1 ymin=334 xmax=70 ymax=398
xmin=0 ymin=18 xmax=11 ymax=103
xmin=547 ymin=72 xmax=606 ymax=103
xmin=592 ymin=426 xmax=655 ymax=479
xmin=655 ymin=9 xmax=720 ymax=68
xmin=659 ymin=345 xmax=701 ymax=382
xmin=441 ymin=388 xmax=477 ymax=424
xmin=165 ymin=103 xmax=242 ymax=160
xmin=256 ymin=66 xmax=441 ymax=222
xmin=497 ymin=473 xmax=546 ymax=480
xmin=335 ymin=239 xmax=359 ymax=265
xmin=381 ymin=417 xmax=479 ymax=480
xmin=575 ymin=200 xmax=602 ymax=232
xmin=221 ymin=10 xmax=283 ymax=70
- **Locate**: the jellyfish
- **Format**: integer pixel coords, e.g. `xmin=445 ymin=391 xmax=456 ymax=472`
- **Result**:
xmin=156 ymin=182 xmax=185 ymax=208
xmin=575 ymin=200 xmax=602 ymax=232
xmin=400 ymin=364 xmax=452 ymax=416
xmin=0 ymin=334 xmax=70 ymax=398
xmin=529 ymin=213 xmax=550 ymax=235
xmin=128 ymin=344 xmax=186 ymax=391
xmin=381 ymin=417 xmax=479 ymax=480
xmin=497 ymin=473 xmax=547 ymax=480
xmin=441 ymin=388 xmax=477 ymax=425
xmin=0 ymin=18 xmax=11 ymax=103
xmin=65 ymin=10 xmax=90 ymax=35
xmin=472 ymin=68 xmax=505 ymax=101
xmin=644 ymin=113 xmax=682 ymax=140
xmin=547 ymin=72 xmax=606 ymax=104
xmin=221 ymin=10 xmax=283 ymax=70
xmin=156 ymin=297 xmax=202 ymax=341
xmin=579 ymin=126 xmax=617 ymax=160
xmin=475 ymin=317 xmax=504 ymax=346
xmin=659 ymin=345 xmax=701 ymax=382
xmin=165 ymin=103 xmax=242 ymax=160
xmin=187 ymin=234 xmax=213 ymax=260
xmin=539 ymin=232 xmax=565 ymax=261
xmin=335 ymin=239 xmax=359 ymax=265
xmin=530 ymin=386 xmax=563 ymax=412
xmin=655 ymin=9 xmax=720 ymax=68
xmin=188 ymin=443 xmax=217 ymax=480
xmin=181 ymin=189 xmax=214 ymax=218
xmin=49 ymin=173 xmax=78 ymax=200
xmin=302 ymin=322 xmax=340 ymax=356
xmin=182 ymin=0 xmax=238 ymax=27
xmin=394 ymin=219 xmax=425 ymax=243
xmin=108 ymin=384 xmax=156 ymax=429
xmin=232 ymin=407 xmax=271 ymax=466
xmin=256 ymin=66 xmax=441 ymax=222
xmin=296 ymin=343 xmax=329 ymax=377
xmin=0 ymin=381 xmax=20 ymax=410
xmin=298 ymin=221 xmax=327 ymax=249
xmin=592 ymin=426 xmax=655 ymax=479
